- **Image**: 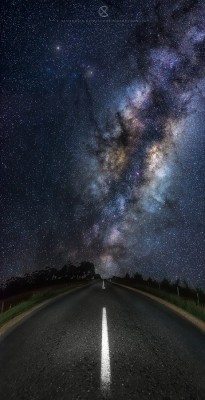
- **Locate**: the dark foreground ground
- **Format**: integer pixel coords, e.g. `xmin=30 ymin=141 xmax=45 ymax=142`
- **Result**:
xmin=0 ymin=280 xmax=205 ymax=399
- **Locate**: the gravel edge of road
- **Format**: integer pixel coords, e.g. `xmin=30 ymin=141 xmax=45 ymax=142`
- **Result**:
xmin=112 ymin=282 xmax=205 ymax=333
xmin=0 ymin=284 xmax=91 ymax=339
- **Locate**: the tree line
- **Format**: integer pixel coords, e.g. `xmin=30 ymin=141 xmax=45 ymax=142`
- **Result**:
xmin=0 ymin=261 xmax=101 ymax=299
xmin=112 ymin=273 xmax=205 ymax=306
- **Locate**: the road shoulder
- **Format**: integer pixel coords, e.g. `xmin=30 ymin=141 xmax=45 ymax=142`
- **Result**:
xmin=112 ymin=282 xmax=205 ymax=334
xmin=0 ymin=284 xmax=90 ymax=339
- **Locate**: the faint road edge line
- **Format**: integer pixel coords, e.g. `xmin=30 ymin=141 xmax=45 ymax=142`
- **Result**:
xmin=112 ymin=282 xmax=205 ymax=334
xmin=0 ymin=284 xmax=91 ymax=339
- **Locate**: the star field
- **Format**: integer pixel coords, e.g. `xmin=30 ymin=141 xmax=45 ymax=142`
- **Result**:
xmin=1 ymin=0 xmax=205 ymax=287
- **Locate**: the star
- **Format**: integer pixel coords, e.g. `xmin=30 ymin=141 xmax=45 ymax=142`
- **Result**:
xmin=0 ymin=0 xmax=205 ymax=289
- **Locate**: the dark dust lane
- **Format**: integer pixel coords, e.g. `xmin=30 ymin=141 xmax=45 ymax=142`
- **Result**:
xmin=0 ymin=281 xmax=205 ymax=400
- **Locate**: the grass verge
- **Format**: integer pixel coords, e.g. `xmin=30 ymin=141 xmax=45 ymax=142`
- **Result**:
xmin=118 ymin=282 xmax=205 ymax=322
xmin=0 ymin=283 xmax=86 ymax=328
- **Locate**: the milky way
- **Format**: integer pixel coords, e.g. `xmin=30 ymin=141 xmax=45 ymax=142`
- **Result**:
xmin=1 ymin=0 xmax=205 ymax=286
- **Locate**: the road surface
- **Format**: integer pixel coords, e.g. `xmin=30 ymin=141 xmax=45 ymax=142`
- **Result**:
xmin=0 ymin=281 xmax=205 ymax=399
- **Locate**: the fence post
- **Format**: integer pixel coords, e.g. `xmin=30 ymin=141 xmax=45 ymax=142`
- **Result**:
xmin=196 ymin=292 xmax=199 ymax=305
xmin=177 ymin=286 xmax=180 ymax=296
xmin=1 ymin=301 xmax=4 ymax=313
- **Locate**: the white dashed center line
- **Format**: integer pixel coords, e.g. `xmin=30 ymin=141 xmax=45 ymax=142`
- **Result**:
xmin=101 ymin=307 xmax=111 ymax=395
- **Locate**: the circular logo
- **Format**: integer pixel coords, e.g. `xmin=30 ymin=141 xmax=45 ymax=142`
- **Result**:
xmin=98 ymin=5 xmax=109 ymax=18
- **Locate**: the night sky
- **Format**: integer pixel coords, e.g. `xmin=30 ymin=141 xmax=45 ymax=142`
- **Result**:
xmin=1 ymin=0 xmax=205 ymax=287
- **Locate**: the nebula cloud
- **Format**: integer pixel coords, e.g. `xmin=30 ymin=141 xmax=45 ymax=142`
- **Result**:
xmin=1 ymin=0 xmax=205 ymax=286
xmin=75 ymin=0 xmax=205 ymax=282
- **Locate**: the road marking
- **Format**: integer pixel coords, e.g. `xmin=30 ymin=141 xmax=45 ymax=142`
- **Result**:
xmin=102 ymin=280 xmax=106 ymax=290
xmin=101 ymin=307 xmax=111 ymax=395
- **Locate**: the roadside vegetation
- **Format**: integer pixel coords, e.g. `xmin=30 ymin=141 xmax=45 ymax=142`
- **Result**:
xmin=112 ymin=273 xmax=205 ymax=323
xmin=0 ymin=261 xmax=100 ymax=327
xmin=0 ymin=283 xmax=88 ymax=327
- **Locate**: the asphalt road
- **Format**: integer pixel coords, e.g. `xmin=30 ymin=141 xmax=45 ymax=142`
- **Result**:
xmin=0 ymin=281 xmax=205 ymax=400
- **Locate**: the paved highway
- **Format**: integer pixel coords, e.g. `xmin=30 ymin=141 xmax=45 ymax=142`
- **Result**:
xmin=0 ymin=281 xmax=205 ymax=399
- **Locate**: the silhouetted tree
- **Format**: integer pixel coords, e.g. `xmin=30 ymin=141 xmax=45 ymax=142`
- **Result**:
xmin=0 ymin=260 xmax=97 ymax=300
xmin=60 ymin=264 xmax=77 ymax=280
xmin=125 ymin=272 xmax=131 ymax=280
xmin=78 ymin=261 xmax=95 ymax=279
xmin=133 ymin=273 xmax=144 ymax=284
xmin=161 ymin=278 xmax=171 ymax=291
xmin=94 ymin=273 xmax=101 ymax=279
